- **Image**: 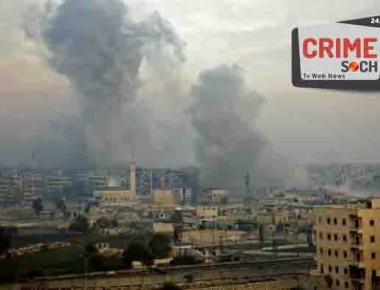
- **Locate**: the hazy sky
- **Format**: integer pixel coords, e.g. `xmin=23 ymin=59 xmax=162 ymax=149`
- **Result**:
xmin=1 ymin=0 xmax=380 ymax=166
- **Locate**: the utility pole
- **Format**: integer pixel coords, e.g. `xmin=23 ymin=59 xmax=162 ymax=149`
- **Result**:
xmin=84 ymin=254 xmax=88 ymax=290
xmin=244 ymin=172 xmax=250 ymax=201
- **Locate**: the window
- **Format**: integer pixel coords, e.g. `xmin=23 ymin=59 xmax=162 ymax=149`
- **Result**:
xmin=335 ymin=250 xmax=339 ymax=257
xmin=372 ymin=252 xmax=376 ymax=259
xmin=371 ymin=236 xmax=375 ymax=243
xmin=328 ymin=265 xmax=332 ymax=272
xmin=320 ymin=248 xmax=323 ymax=255
xmin=344 ymin=251 xmax=347 ymax=258
xmin=342 ymin=218 xmax=346 ymax=226
xmin=345 ymin=282 xmax=349 ymax=288
xmin=334 ymin=218 xmax=337 ymax=225
xmin=327 ymin=218 xmax=331 ymax=224
xmin=320 ymin=264 xmax=324 ymax=274
xmin=319 ymin=216 xmax=322 ymax=224
xmin=327 ymin=233 xmax=331 ymax=241
xmin=344 ymin=268 xmax=348 ymax=275
xmin=335 ymin=266 xmax=339 ymax=274
xmin=328 ymin=249 xmax=332 ymax=256
xmin=334 ymin=234 xmax=338 ymax=241
xmin=336 ymin=280 xmax=340 ymax=287
xmin=319 ymin=232 xmax=323 ymax=240
xmin=343 ymin=235 xmax=347 ymax=242
xmin=370 ymin=219 xmax=375 ymax=226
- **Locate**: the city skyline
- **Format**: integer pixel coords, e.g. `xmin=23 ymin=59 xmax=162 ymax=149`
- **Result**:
xmin=0 ymin=0 xmax=380 ymax=170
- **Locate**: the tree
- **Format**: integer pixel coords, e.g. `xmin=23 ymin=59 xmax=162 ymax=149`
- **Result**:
xmin=69 ymin=215 xmax=89 ymax=233
xmin=55 ymin=198 xmax=68 ymax=216
xmin=95 ymin=217 xmax=118 ymax=229
xmin=95 ymin=217 xmax=111 ymax=229
xmin=221 ymin=196 xmax=229 ymax=205
xmin=85 ymin=243 xmax=97 ymax=254
xmin=84 ymin=204 xmax=91 ymax=214
xmin=0 ymin=227 xmax=16 ymax=258
xmin=85 ymin=243 xmax=105 ymax=271
xmin=258 ymin=224 xmax=264 ymax=248
xmin=32 ymin=198 xmax=44 ymax=216
xmin=170 ymin=211 xmax=183 ymax=224
xmin=123 ymin=242 xmax=153 ymax=268
xmin=0 ymin=227 xmax=17 ymax=260
xmin=149 ymin=234 xmax=171 ymax=259
xmin=111 ymin=218 xmax=118 ymax=227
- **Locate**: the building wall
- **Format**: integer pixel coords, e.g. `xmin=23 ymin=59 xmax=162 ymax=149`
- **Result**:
xmin=196 ymin=206 xmax=218 ymax=219
xmin=173 ymin=188 xmax=192 ymax=204
xmin=152 ymin=222 xmax=174 ymax=234
xmin=94 ymin=189 xmax=135 ymax=205
xmin=153 ymin=189 xmax=175 ymax=206
xmin=46 ymin=176 xmax=72 ymax=192
xmin=314 ymin=201 xmax=380 ymax=290
xmin=314 ymin=206 xmax=354 ymax=289
xmin=356 ymin=208 xmax=380 ymax=289
xmin=203 ymin=188 xmax=229 ymax=203
xmin=257 ymin=211 xmax=296 ymax=226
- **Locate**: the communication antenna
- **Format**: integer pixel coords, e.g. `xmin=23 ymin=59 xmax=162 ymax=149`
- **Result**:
xmin=31 ymin=146 xmax=37 ymax=170
xmin=131 ymin=148 xmax=135 ymax=164
xmin=245 ymin=172 xmax=250 ymax=194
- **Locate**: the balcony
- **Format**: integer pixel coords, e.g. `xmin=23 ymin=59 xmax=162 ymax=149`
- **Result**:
xmin=349 ymin=216 xmax=363 ymax=233
xmin=350 ymin=266 xmax=365 ymax=282
xmin=350 ymin=243 xmax=363 ymax=250
xmin=350 ymin=236 xmax=363 ymax=249
xmin=348 ymin=257 xmax=364 ymax=268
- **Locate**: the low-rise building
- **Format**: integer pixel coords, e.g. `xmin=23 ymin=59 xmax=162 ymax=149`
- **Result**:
xmin=152 ymin=222 xmax=174 ymax=235
xmin=172 ymin=188 xmax=192 ymax=204
xmin=152 ymin=189 xmax=175 ymax=207
xmin=94 ymin=189 xmax=136 ymax=206
xmin=196 ymin=206 xmax=218 ymax=220
xmin=203 ymin=188 xmax=229 ymax=204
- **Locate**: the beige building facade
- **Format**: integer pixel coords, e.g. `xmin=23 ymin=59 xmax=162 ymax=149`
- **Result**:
xmin=152 ymin=189 xmax=175 ymax=206
xmin=93 ymin=163 xmax=136 ymax=206
xmin=314 ymin=199 xmax=380 ymax=290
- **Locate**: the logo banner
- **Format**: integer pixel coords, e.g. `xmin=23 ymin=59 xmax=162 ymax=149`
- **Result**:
xmin=292 ymin=16 xmax=380 ymax=90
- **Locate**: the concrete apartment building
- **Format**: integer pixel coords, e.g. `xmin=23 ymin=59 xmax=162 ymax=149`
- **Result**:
xmin=46 ymin=176 xmax=72 ymax=193
xmin=204 ymin=188 xmax=229 ymax=203
xmin=314 ymin=199 xmax=380 ymax=290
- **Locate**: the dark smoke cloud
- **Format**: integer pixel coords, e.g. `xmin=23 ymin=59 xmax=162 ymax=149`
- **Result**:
xmin=189 ymin=65 xmax=311 ymax=190
xmin=26 ymin=0 xmax=185 ymax=167
xmin=189 ymin=65 xmax=268 ymax=190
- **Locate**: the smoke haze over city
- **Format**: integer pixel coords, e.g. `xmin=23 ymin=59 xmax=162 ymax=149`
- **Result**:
xmin=1 ymin=0 xmax=380 ymax=187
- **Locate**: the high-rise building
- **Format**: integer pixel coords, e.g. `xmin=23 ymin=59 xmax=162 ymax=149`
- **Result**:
xmin=313 ymin=199 xmax=380 ymax=290
xmin=46 ymin=176 xmax=72 ymax=193
xmin=22 ymin=173 xmax=44 ymax=199
xmin=135 ymin=168 xmax=152 ymax=196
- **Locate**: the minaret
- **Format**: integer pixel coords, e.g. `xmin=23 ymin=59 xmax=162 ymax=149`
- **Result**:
xmin=130 ymin=162 xmax=136 ymax=199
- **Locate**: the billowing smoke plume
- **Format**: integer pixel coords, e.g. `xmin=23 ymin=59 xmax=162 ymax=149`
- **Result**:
xmin=189 ymin=65 xmax=268 ymax=190
xmin=26 ymin=0 xmax=185 ymax=167
xmin=189 ymin=65 xmax=312 ymax=190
